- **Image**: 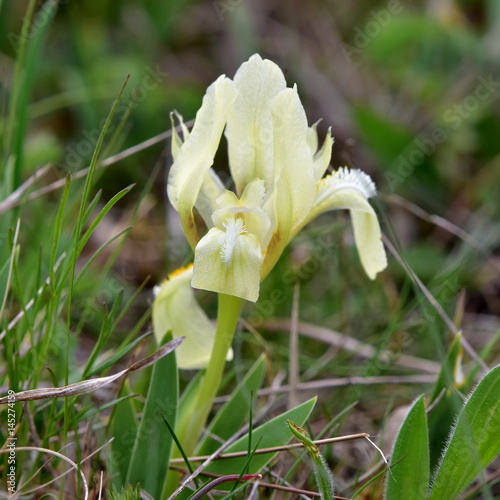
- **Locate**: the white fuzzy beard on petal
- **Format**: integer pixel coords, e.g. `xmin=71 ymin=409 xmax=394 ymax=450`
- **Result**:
xmin=220 ymin=218 xmax=246 ymax=263
xmin=330 ymin=167 xmax=377 ymax=199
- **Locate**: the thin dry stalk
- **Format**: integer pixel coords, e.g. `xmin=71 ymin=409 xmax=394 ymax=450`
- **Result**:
xmin=262 ymin=319 xmax=441 ymax=374
xmin=169 ymin=433 xmax=369 ymax=464
xmin=0 ymin=120 xmax=194 ymax=213
xmin=384 ymin=193 xmax=500 ymax=275
xmin=0 ymin=337 xmax=182 ymax=404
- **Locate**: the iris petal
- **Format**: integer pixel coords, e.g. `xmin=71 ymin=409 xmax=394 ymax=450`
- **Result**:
xmin=167 ymin=75 xmax=237 ymax=248
xmin=305 ymin=168 xmax=387 ymax=279
xmin=225 ymin=54 xmax=287 ymax=196
xmin=192 ymin=219 xmax=263 ymax=301
xmin=152 ymin=265 xmax=233 ymax=369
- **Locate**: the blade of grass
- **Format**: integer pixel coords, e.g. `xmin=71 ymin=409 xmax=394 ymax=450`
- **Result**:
xmin=160 ymin=412 xmax=201 ymax=491
xmin=76 ymin=184 xmax=135 ymax=255
xmin=49 ymin=174 xmax=72 ymax=290
xmin=3 ymin=0 xmax=37 ymax=192
xmin=82 ymin=289 xmax=124 ymax=378
xmin=62 ymin=76 xmax=130 ymax=462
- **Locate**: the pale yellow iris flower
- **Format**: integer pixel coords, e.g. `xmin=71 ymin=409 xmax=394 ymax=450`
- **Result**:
xmin=167 ymin=54 xmax=387 ymax=303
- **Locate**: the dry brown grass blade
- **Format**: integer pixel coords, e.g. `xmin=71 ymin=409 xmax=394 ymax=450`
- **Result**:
xmin=0 ymin=164 xmax=52 ymax=214
xmin=255 ymin=374 xmax=436 ymax=396
xmin=383 ymin=193 xmax=500 ymax=275
xmin=0 ymin=336 xmax=183 ymax=404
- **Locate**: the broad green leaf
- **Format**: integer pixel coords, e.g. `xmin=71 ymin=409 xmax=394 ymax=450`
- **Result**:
xmin=429 ymin=365 xmax=500 ymax=500
xmin=109 ymin=382 xmax=138 ymax=488
xmin=205 ymin=397 xmax=316 ymax=476
xmin=197 ymin=354 xmax=266 ymax=455
xmin=126 ymin=336 xmax=178 ymax=498
xmin=385 ymin=395 xmax=429 ymax=500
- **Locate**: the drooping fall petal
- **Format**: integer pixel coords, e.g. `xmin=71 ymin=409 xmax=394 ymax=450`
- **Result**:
xmin=191 ymin=218 xmax=263 ymax=301
xmin=306 ymin=168 xmax=387 ymax=279
xmin=152 ymin=265 xmax=233 ymax=369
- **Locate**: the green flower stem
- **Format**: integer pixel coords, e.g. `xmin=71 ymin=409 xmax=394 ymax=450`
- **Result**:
xmin=178 ymin=293 xmax=244 ymax=456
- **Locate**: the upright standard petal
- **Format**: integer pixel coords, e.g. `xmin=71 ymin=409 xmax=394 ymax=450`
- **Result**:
xmin=313 ymin=127 xmax=334 ymax=182
xmin=272 ymin=87 xmax=316 ymax=235
xmin=307 ymin=121 xmax=334 ymax=182
xmin=225 ymin=54 xmax=287 ymax=196
xmin=191 ymin=218 xmax=262 ymax=302
xmin=307 ymin=168 xmax=387 ymax=279
xmin=170 ymin=111 xmax=190 ymax=159
xmin=261 ymin=86 xmax=316 ymax=278
xmin=152 ymin=265 xmax=233 ymax=369
xmin=167 ymin=75 xmax=237 ymax=248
